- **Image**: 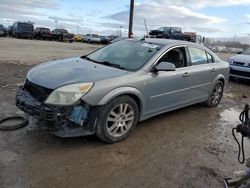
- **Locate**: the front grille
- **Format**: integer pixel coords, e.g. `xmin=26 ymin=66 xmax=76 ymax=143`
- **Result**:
xmin=23 ymin=79 xmax=53 ymax=102
xmin=233 ymin=61 xmax=250 ymax=68
xmin=234 ymin=61 xmax=245 ymax=66
xmin=230 ymin=69 xmax=250 ymax=78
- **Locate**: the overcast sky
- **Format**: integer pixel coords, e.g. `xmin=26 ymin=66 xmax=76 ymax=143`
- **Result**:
xmin=0 ymin=0 xmax=250 ymax=38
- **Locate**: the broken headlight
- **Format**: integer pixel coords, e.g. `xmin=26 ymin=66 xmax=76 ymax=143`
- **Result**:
xmin=45 ymin=82 xmax=93 ymax=105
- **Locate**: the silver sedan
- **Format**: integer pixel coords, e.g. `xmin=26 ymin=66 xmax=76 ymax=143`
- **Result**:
xmin=16 ymin=38 xmax=229 ymax=143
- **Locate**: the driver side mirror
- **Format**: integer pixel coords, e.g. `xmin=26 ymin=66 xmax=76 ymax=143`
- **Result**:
xmin=153 ymin=62 xmax=176 ymax=72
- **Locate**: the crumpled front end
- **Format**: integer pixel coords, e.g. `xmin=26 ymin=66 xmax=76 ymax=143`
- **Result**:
xmin=16 ymin=80 xmax=96 ymax=137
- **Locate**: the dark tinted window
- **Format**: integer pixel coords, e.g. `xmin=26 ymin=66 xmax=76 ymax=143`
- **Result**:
xmin=17 ymin=23 xmax=33 ymax=30
xmin=188 ymin=47 xmax=208 ymax=65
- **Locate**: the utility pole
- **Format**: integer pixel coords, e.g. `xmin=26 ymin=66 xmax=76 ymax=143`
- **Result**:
xmin=128 ymin=0 xmax=134 ymax=38
xmin=77 ymin=25 xmax=79 ymax=34
xmin=144 ymin=19 xmax=148 ymax=36
xmin=55 ymin=20 xmax=58 ymax=28
xmin=119 ymin=26 xmax=123 ymax=37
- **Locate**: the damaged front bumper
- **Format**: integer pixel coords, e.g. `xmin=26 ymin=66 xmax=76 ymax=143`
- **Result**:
xmin=16 ymin=87 xmax=98 ymax=137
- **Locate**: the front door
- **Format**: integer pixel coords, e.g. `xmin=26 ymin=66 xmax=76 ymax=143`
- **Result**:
xmin=144 ymin=46 xmax=191 ymax=116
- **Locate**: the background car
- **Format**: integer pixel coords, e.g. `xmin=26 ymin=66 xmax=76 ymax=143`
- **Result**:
xmin=83 ymin=34 xmax=101 ymax=43
xmin=16 ymin=39 xmax=229 ymax=143
xmin=228 ymin=47 xmax=250 ymax=80
xmin=149 ymin=27 xmax=183 ymax=40
xmin=34 ymin=27 xmax=52 ymax=40
xmin=12 ymin=22 xmax=34 ymax=39
xmin=51 ymin=28 xmax=74 ymax=42
xmin=0 ymin=24 xmax=7 ymax=37
xmin=7 ymin=26 xmax=13 ymax=36
xmin=74 ymin=34 xmax=84 ymax=42
xmin=99 ymin=36 xmax=110 ymax=44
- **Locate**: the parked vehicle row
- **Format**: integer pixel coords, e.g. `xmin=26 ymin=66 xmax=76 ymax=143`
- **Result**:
xmin=1 ymin=22 xmax=75 ymax=42
xmin=74 ymin=34 xmax=112 ymax=44
xmin=1 ymin=21 xmax=115 ymax=44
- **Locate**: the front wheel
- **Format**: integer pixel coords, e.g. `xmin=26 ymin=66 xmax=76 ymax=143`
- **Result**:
xmin=96 ymin=96 xmax=139 ymax=143
xmin=206 ymin=80 xmax=224 ymax=107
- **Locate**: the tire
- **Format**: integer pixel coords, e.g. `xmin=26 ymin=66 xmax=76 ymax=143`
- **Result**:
xmin=0 ymin=116 xmax=29 ymax=131
xmin=96 ymin=96 xmax=139 ymax=143
xmin=206 ymin=80 xmax=224 ymax=107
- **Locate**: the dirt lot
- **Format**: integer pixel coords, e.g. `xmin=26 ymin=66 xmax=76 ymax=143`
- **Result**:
xmin=0 ymin=38 xmax=250 ymax=188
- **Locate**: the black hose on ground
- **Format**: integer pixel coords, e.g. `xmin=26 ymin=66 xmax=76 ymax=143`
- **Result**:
xmin=0 ymin=115 xmax=29 ymax=131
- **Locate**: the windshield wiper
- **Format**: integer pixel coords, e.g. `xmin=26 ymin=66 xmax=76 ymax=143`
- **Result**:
xmin=98 ymin=61 xmax=127 ymax=70
xmin=81 ymin=56 xmax=100 ymax=63
xmin=82 ymin=56 xmax=127 ymax=70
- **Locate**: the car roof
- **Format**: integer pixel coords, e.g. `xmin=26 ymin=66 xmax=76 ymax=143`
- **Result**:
xmin=144 ymin=38 xmax=194 ymax=45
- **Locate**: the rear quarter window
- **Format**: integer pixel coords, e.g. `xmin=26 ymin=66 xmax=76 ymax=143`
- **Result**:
xmin=206 ymin=52 xmax=214 ymax=63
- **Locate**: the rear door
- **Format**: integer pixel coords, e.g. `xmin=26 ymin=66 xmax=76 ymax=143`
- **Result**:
xmin=185 ymin=46 xmax=215 ymax=102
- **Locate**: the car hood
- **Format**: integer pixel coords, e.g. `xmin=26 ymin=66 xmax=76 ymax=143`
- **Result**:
xmin=229 ymin=54 xmax=250 ymax=63
xmin=27 ymin=57 xmax=128 ymax=89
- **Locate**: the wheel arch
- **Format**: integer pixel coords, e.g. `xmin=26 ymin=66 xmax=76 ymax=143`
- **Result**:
xmin=97 ymin=87 xmax=145 ymax=119
xmin=212 ymin=74 xmax=226 ymax=89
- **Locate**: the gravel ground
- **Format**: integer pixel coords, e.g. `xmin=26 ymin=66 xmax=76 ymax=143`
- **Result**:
xmin=0 ymin=38 xmax=250 ymax=188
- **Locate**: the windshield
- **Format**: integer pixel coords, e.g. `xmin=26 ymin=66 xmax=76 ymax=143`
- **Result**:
xmin=85 ymin=40 xmax=161 ymax=71
xmin=242 ymin=48 xmax=250 ymax=55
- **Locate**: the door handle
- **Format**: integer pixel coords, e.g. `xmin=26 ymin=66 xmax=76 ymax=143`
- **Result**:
xmin=183 ymin=72 xmax=190 ymax=77
xmin=211 ymin=68 xmax=216 ymax=72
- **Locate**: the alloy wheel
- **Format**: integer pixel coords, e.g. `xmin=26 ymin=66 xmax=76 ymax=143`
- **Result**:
xmin=211 ymin=83 xmax=223 ymax=105
xmin=106 ymin=103 xmax=135 ymax=137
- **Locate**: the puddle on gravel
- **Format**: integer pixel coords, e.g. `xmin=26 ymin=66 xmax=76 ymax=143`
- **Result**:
xmin=219 ymin=107 xmax=241 ymax=125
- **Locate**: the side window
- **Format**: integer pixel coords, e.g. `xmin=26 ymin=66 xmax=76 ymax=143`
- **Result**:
xmin=158 ymin=47 xmax=186 ymax=68
xmin=206 ymin=52 xmax=214 ymax=63
xmin=188 ymin=47 xmax=208 ymax=66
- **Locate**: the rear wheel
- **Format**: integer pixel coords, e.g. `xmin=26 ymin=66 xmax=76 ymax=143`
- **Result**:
xmin=96 ymin=96 xmax=139 ymax=143
xmin=206 ymin=80 xmax=224 ymax=107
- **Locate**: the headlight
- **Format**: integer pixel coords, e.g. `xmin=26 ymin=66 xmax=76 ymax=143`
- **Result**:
xmin=228 ymin=59 xmax=234 ymax=65
xmin=45 ymin=82 xmax=93 ymax=105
